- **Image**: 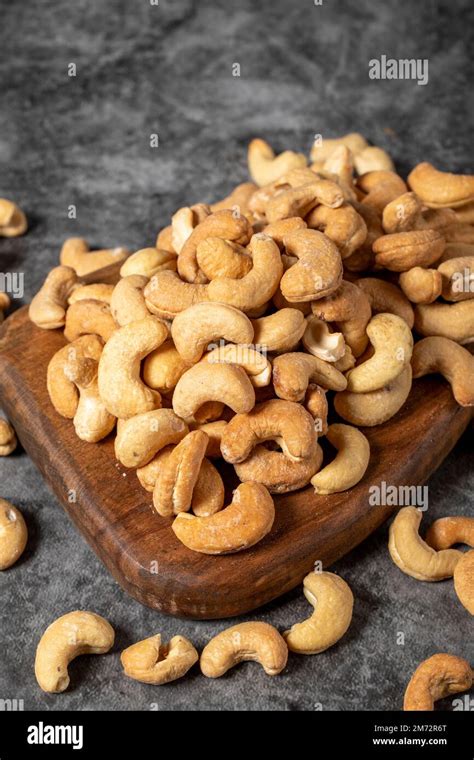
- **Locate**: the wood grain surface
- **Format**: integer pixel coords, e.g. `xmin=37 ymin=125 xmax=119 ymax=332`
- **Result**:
xmin=0 ymin=298 xmax=471 ymax=619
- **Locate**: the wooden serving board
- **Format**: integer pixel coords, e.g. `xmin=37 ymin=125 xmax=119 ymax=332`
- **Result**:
xmin=0 ymin=290 xmax=472 ymax=619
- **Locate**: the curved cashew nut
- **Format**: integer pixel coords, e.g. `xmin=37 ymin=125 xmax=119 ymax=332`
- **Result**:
xmin=63 ymin=351 xmax=116 ymax=443
xmin=203 ymin=343 xmax=271 ymax=387
xmin=201 ymin=622 xmax=287 ymax=677
xmin=110 ymin=275 xmax=150 ymax=326
xmin=251 ymin=308 xmax=307 ymax=353
xmin=414 ymin=300 xmax=474 ymax=345
xmin=373 ymin=230 xmax=445 ymax=272
xmin=190 ymin=420 xmax=227 ymax=457
xmin=345 ymin=313 xmax=413 ymax=393
xmin=248 ymin=138 xmax=307 ymax=186
xmin=404 ymin=654 xmax=473 ymax=710
xmin=60 ymin=237 xmax=129 ymax=276
xmin=356 ymin=278 xmax=414 ymax=328
xmin=425 ymin=517 xmax=474 ymax=551
xmin=311 ymin=280 xmax=372 ymax=357
xmin=142 ymin=340 xmax=192 ymax=393
xmin=68 ymin=283 xmax=115 ymax=305
xmin=173 ymin=362 xmax=255 ymax=422
xmin=98 ymin=316 xmax=167 ymax=418
xmin=273 ymin=352 xmax=347 ymax=402
xmin=172 ymin=481 xmax=275 ymax=554
xmin=411 ymin=337 xmax=474 ymax=407
xmin=284 ymin=571 xmax=354 ymax=654
xmin=0 ymin=499 xmax=28 ymax=570
xmin=398 ymin=267 xmax=442 ymax=304
xmin=334 ymin=364 xmax=412 ymax=427
xmin=438 ymin=256 xmax=474 ymax=302
xmin=115 ymin=408 xmax=188 ymax=468
xmin=196 ymin=237 xmax=252 ymax=280
xmin=408 ymin=162 xmax=474 ymax=208
xmin=354 ymin=146 xmax=394 ymax=175
xmin=144 ymin=271 xmax=209 ymax=320
xmin=319 ymin=146 xmax=357 ymax=202
xmin=121 ymin=634 xmax=198 ymax=685
xmin=263 ymin=216 xmax=307 ymax=248
xmin=47 ymin=335 xmax=104 ymax=418
xmin=306 ymin=204 xmax=367 ymax=258
xmin=310 ymin=132 xmax=368 ymax=164
xmin=234 ymin=441 xmax=323 ymax=493
xmin=0 ymin=418 xmax=17 ymax=456
xmin=388 ymin=507 xmax=462 ymax=581
xmin=171 ymin=203 xmax=211 ymax=254
xmin=221 ymin=399 xmax=317 ymax=464
xmin=211 ymin=182 xmax=257 ymax=213
xmin=304 ymin=384 xmax=329 ymax=433
xmin=207 ymin=233 xmax=283 ymax=312
xmin=358 ymin=171 xmax=407 ymax=212
xmin=0 ymin=198 xmax=27 ymax=237
xmin=29 ymin=266 xmax=79 ymax=329
xmin=64 ymin=299 xmax=117 ymax=342
xmin=280 ymin=228 xmax=343 ymax=302
xmin=302 ymin=316 xmax=345 ymax=362
xmin=265 ymin=180 xmax=344 ymax=224
xmin=454 ymin=551 xmax=474 ymax=615
xmin=382 ymin=191 xmax=423 ymax=233
xmin=311 ymin=424 xmax=370 ymax=494
xmin=119 ymin=247 xmax=177 ymax=278
xmin=171 ymin=302 xmax=254 ymax=363
xmin=35 ymin=611 xmax=115 ymax=693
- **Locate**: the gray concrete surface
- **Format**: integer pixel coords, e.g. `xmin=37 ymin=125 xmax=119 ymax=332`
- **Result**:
xmin=0 ymin=0 xmax=472 ymax=711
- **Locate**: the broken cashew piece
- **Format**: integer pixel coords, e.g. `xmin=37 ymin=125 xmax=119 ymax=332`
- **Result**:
xmin=0 ymin=419 xmax=17 ymax=456
xmin=0 ymin=198 xmax=27 ymax=237
xmin=311 ymin=424 xmax=370 ymax=494
xmin=453 ymin=551 xmax=474 ymax=615
xmin=121 ymin=634 xmax=198 ymax=685
xmin=248 ymin=138 xmax=307 ymax=186
xmin=284 ymin=571 xmax=354 ymax=654
xmin=388 ymin=507 xmax=462 ymax=581
xmin=29 ymin=266 xmax=79 ymax=329
xmin=404 ymin=654 xmax=473 ymax=710
xmin=201 ymin=621 xmax=288 ymax=677
xmin=302 ymin=316 xmax=345 ymax=362
xmin=0 ymin=499 xmax=28 ymax=570
xmin=172 ymin=482 xmax=275 ymax=554
xmin=425 ymin=517 xmax=474 ymax=551
xmin=172 ymin=359 xmax=255 ymax=422
xmin=63 ymin=351 xmax=116 ymax=443
xmin=398 ymin=267 xmax=442 ymax=304
xmin=171 ymin=302 xmax=254 ymax=363
xmin=311 ymin=280 xmax=372 ymax=357
xmin=35 ymin=611 xmax=115 ymax=693
xmin=411 ymin=337 xmax=474 ymax=407
xmin=115 ymin=409 xmax=188 ymax=468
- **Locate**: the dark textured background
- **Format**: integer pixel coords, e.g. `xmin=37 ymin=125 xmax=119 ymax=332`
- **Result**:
xmin=0 ymin=0 xmax=472 ymax=711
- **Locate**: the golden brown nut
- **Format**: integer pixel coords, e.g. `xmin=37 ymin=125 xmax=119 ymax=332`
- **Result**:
xmin=306 ymin=204 xmax=367 ymax=258
xmin=398 ymin=267 xmax=443 ymax=304
xmin=373 ymin=230 xmax=445 ymax=272
xmin=172 ymin=362 xmax=255 ymax=422
xmin=411 ymin=337 xmax=474 ymax=406
xmin=404 ymin=654 xmax=473 ymax=710
xmin=153 ymin=430 xmax=213 ymax=516
xmin=453 ymin=551 xmax=474 ymax=615
xmin=334 ymin=365 xmax=412 ymax=427
xmin=280 ymin=228 xmax=343 ymax=302
xmin=252 ymin=308 xmax=306 ymax=353
xmin=273 ymin=352 xmax=347 ymax=400
xmin=201 ymin=621 xmax=288 ymax=676
xmin=47 ymin=335 xmax=104 ymax=418
xmin=311 ymin=280 xmax=372 ymax=357
xmin=196 ymin=237 xmax=252 ymax=280
xmin=0 ymin=198 xmax=27 ymax=237
xmin=115 ymin=409 xmax=188 ymax=468
xmin=438 ymin=256 xmax=474 ymax=302
xmin=234 ymin=440 xmax=323 ymax=493
xmin=29 ymin=266 xmax=79 ymax=329
xmin=408 ymin=162 xmax=474 ymax=208
xmin=356 ymin=278 xmax=414 ymax=328
xmin=171 ymin=302 xmax=254 ymax=363
xmin=414 ymin=300 xmax=474 ymax=344
xmin=120 ymin=248 xmax=177 ymax=278
xmin=64 ymin=299 xmax=117 ymax=342
xmin=110 ymin=275 xmax=150 ymax=326
xmin=68 ymin=283 xmax=115 ymax=305
xmin=121 ymin=634 xmax=198 ymax=685
xmin=425 ymin=517 xmax=474 ymax=551
xmin=310 ymin=424 xmax=370 ymax=494
xmin=0 ymin=499 xmax=28 ymax=570
xmin=60 ymin=237 xmax=128 ymax=276
xmin=248 ymin=138 xmax=307 ymax=186
xmin=63 ymin=350 xmax=116 ymax=443
xmin=0 ymin=419 xmax=17 ymax=456
xmin=144 ymin=271 xmax=209 ymax=319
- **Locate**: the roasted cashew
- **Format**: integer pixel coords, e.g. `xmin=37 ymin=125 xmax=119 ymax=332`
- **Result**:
xmin=404 ymin=654 xmax=473 ymax=710
xmin=47 ymin=335 xmax=104 ymax=418
xmin=248 ymin=138 xmax=307 ymax=186
xmin=454 ymin=551 xmax=474 ymax=615
xmin=408 ymin=162 xmax=474 ymax=208
xmin=343 ymin=201 xmax=383 ymax=272
xmin=171 ymin=203 xmax=211 ymax=254
xmin=0 ymin=198 xmax=27 ymax=237
xmin=119 ymin=247 xmax=177 ymax=278
xmin=196 ymin=237 xmax=252 ymax=280
xmin=280 ymin=228 xmax=342 ymax=302
xmin=60 ymin=237 xmax=129 ymax=276
xmin=358 ymin=171 xmax=407 ymax=212
xmin=311 ymin=280 xmax=372 ymax=357
xmin=63 ymin=350 xmax=116 ymax=442
xmin=203 ymin=344 xmax=271 ymax=387
xmin=284 ymin=571 xmax=354 ymax=654
xmin=334 ymin=344 xmax=356 ymax=372
xmin=201 ymin=621 xmax=287 ymax=677
xmin=121 ymin=634 xmax=198 ymax=685
xmin=304 ymin=384 xmax=329 ymax=432
xmin=190 ymin=420 xmax=227 ymax=458
xmin=0 ymin=419 xmax=17 ymax=456
xmin=411 ymin=337 xmax=474 ymax=407
xmin=398 ymin=267 xmax=442 ymax=304
xmin=144 ymin=271 xmax=209 ymax=319
xmin=319 ymin=146 xmax=357 ymax=202
xmin=311 ymin=424 xmax=370 ymax=494
xmin=388 ymin=507 xmax=462 ymax=581
xmin=263 ymin=216 xmax=307 ymax=248
xmin=142 ymin=340 xmax=192 ymax=393
xmin=155 ymin=225 xmax=175 ymax=253
xmin=35 ymin=611 xmax=115 ymax=693
xmin=353 ymin=146 xmax=394 ymax=174
xmin=306 ymin=204 xmax=367 ymax=258
xmin=454 ymin=201 xmax=474 ymax=224
xmin=171 ymin=302 xmax=254 ymax=363
xmin=68 ymin=283 xmax=115 ymax=305
xmin=221 ymin=399 xmax=317 ymax=464
xmin=373 ymin=230 xmax=445 ymax=272
xmin=438 ymin=256 xmax=474 ymax=302
xmin=265 ymin=180 xmax=344 ymax=223
xmin=29 ymin=266 xmax=79 ymax=329
xmin=115 ymin=409 xmax=188 ymax=468
xmin=251 ymin=308 xmax=306 ymax=353
xmin=425 ymin=517 xmax=474 ymax=551
xmin=0 ymin=499 xmax=27 ymax=570
xmin=382 ymin=192 xmax=423 ymax=234
xmin=334 ymin=365 xmax=412 ymax=427
xmin=211 ymin=182 xmax=257 ymax=213
xmin=64 ymin=299 xmax=117 ymax=342
xmin=356 ymin=278 xmax=414 ymax=328
xmin=234 ymin=439 xmax=322 ymax=493
xmin=172 ymin=362 xmax=255 ymax=422
xmin=172 ymin=482 xmax=275 ymax=554
xmin=110 ymin=275 xmax=149 ymax=326
xmin=207 ymin=233 xmax=283 ymax=312
xmin=273 ymin=352 xmax=347 ymax=401
xmin=414 ymin=300 xmax=474 ymax=344
xmin=98 ymin=316 xmax=167 ymax=419
xmin=302 ymin=316 xmax=345 ymax=362
xmin=345 ymin=313 xmax=413 ymax=393
xmin=438 ymin=242 xmax=474 ymax=264
xmin=310 ymin=132 xmax=369 ymax=164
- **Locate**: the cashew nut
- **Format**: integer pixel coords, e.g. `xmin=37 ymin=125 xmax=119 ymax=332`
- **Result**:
xmin=144 ymin=271 xmax=209 ymax=320
xmin=142 ymin=340 xmax=192 ymax=393
xmin=273 ymin=352 xmax=347 ymax=401
xmin=110 ymin=275 xmax=150 ymax=326
xmin=172 ymin=362 xmax=255 ymax=422
xmin=265 ymin=179 xmax=345 ymax=223
xmin=438 ymin=256 xmax=474 ymax=302
xmin=398 ymin=267 xmax=443 ymax=304
xmin=310 ymin=132 xmax=369 ymax=165
xmin=306 ymin=204 xmax=367 ymax=258
xmin=404 ymin=654 xmax=473 ymax=710
xmin=425 ymin=517 xmax=474 ymax=551
xmin=63 ymin=351 xmax=116 ymax=443
xmin=388 ymin=507 xmax=462 ymax=581
xmin=119 ymin=247 xmax=177 ymax=278
xmin=356 ymin=277 xmax=414 ymax=328
xmin=414 ymin=300 xmax=474 ymax=344
xmin=354 ymin=146 xmax=394 ymax=175
xmin=68 ymin=283 xmax=115 ymax=305
xmin=248 ymin=138 xmax=307 ymax=186
xmin=358 ymin=171 xmax=407 ymax=212
xmin=284 ymin=571 xmax=354 ymax=654
xmin=29 ymin=266 xmax=79 ymax=329
xmin=172 ymin=482 xmax=275 ymax=554
xmin=334 ymin=364 xmax=412 ymax=427
xmin=203 ymin=343 xmax=271 ymax=387
xmin=234 ymin=439 xmax=322 ymax=493
xmin=311 ymin=424 xmax=370 ymax=494
xmin=311 ymin=280 xmax=372 ymax=357
xmin=408 ymin=162 xmax=474 ymax=208
xmin=201 ymin=621 xmax=288 ymax=677
xmin=304 ymin=384 xmax=329 ymax=433
xmin=319 ymin=145 xmax=357 ymax=201
xmin=64 ymin=299 xmax=117 ymax=342
xmin=190 ymin=419 xmax=227 ymax=458
xmin=0 ymin=419 xmax=17 ymax=456
xmin=60 ymin=237 xmax=129 ymax=276
xmin=211 ymin=182 xmax=257 ymax=213
xmin=196 ymin=237 xmax=252 ymax=280
xmin=47 ymin=335 xmax=104 ymax=418
xmin=453 ymin=551 xmax=474 ymax=615
xmin=373 ymin=230 xmax=445 ymax=272
xmin=411 ymin=337 xmax=474 ymax=407
xmin=171 ymin=203 xmax=211 ymax=254
xmin=302 ymin=316 xmax=345 ymax=362
xmin=251 ymin=308 xmax=307 ymax=353
xmin=0 ymin=499 xmax=27 ymax=570
xmin=121 ymin=634 xmax=198 ymax=685
xmin=98 ymin=316 xmax=167 ymax=418
xmin=263 ymin=216 xmax=307 ymax=248
xmin=115 ymin=409 xmax=188 ymax=468
xmin=155 ymin=225 xmax=175 ymax=253
xmin=0 ymin=198 xmax=27 ymax=237
xmin=35 ymin=611 xmax=115 ymax=693
xmin=382 ymin=192 xmax=423 ymax=234
xmin=171 ymin=302 xmax=254 ymax=363
xmin=280 ymin=228 xmax=343 ymax=302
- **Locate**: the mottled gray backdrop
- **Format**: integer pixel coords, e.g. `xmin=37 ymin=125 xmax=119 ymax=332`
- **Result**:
xmin=0 ymin=0 xmax=472 ymax=711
